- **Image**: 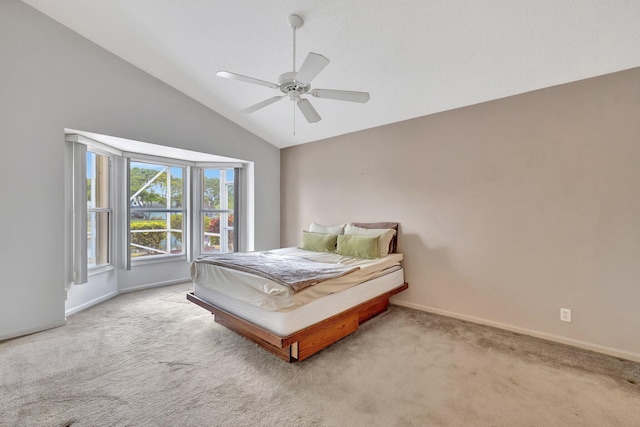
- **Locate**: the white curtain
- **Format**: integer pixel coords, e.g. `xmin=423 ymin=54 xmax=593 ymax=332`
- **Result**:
xmin=72 ymin=142 xmax=88 ymax=285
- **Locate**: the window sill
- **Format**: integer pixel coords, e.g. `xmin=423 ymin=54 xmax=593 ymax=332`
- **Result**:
xmin=131 ymin=254 xmax=188 ymax=267
xmin=88 ymin=264 xmax=115 ymax=277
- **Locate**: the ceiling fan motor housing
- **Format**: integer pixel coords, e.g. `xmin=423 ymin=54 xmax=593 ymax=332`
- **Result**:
xmin=278 ymin=71 xmax=310 ymax=96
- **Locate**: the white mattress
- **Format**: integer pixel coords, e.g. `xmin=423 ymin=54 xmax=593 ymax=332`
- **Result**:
xmin=191 ymin=247 xmax=403 ymax=310
xmin=194 ymin=267 xmax=405 ymax=336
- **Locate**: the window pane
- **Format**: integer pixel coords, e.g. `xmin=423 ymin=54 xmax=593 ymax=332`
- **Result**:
xmin=88 ymin=211 xmax=109 ymax=268
xmin=201 ymin=168 xmax=234 ymax=254
xmin=202 ymin=169 xmax=221 ymax=209
xmin=226 ymin=170 xmax=235 ymax=211
xmin=130 ymin=161 xmax=185 ymax=259
xmin=202 ymin=212 xmax=234 ymax=253
xmin=130 ymin=212 xmax=183 ymax=257
xmin=86 ymin=150 xmax=111 ymax=269
xmin=130 ymin=162 xmax=183 ymax=210
xmin=87 ymin=152 xmax=109 ymax=208
xmin=202 ymin=213 xmax=221 ymax=253
xmin=227 ymin=228 xmax=234 ymax=253
xmin=202 ymin=169 xmax=235 ymax=210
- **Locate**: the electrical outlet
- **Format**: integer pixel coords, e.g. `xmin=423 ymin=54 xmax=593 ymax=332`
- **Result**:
xmin=560 ymin=308 xmax=571 ymax=322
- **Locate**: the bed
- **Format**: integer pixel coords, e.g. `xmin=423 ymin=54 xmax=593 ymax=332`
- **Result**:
xmin=187 ymin=222 xmax=408 ymax=362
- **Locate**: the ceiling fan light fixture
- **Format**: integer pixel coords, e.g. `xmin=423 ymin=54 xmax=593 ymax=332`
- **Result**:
xmin=287 ymin=90 xmax=302 ymax=101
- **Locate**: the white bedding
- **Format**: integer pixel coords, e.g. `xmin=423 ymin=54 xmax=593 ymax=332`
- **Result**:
xmin=194 ymin=268 xmax=405 ymax=336
xmin=190 ymin=247 xmax=405 ymax=335
xmin=191 ymin=247 xmax=403 ymax=310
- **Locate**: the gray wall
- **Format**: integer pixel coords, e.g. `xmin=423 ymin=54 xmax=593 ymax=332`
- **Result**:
xmin=281 ymin=67 xmax=640 ymax=361
xmin=0 ymin=0 xmax=280 ymax=339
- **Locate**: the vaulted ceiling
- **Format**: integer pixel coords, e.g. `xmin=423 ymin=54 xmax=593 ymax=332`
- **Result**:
xmin=21 ymin=0 xmax=640 ymax=148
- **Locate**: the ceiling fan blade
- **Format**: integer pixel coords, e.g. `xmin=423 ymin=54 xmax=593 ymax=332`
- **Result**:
xmin=296 ymin=98 xmax=321 ymax=123
xmin=295 ymin=53 xmax=330 ymax=85
xmin=216 ymin=71 xmax=279 ymax=89
xmin=241 ymin=96 xmax=285 ymax=114
xmin=311 ymin=89 xmax=370 ymax=103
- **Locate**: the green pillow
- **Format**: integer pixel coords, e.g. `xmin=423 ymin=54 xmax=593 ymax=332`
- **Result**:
xmin=336 ymin=235 xmax=379 ymax=259
xmin=301 ymin=231 xmax=338 ymax=252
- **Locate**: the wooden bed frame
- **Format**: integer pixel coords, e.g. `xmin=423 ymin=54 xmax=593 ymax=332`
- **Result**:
xmin=186 ymin=282 xmax=408 ymax=362
xmin=187 ymin=221 xmax=406 ymax=362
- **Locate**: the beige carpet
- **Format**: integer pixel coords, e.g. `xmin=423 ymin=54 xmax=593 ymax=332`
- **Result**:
xmin=1 ymin=283 xmax=639 ymax=427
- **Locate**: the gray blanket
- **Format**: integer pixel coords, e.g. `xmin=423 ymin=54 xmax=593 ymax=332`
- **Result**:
xmin=195 ymin=251 xmax=358 ymax=293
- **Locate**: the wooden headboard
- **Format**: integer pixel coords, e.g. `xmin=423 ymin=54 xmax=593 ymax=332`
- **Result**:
xmin=351 ymin=222 xmax=399 ymax=254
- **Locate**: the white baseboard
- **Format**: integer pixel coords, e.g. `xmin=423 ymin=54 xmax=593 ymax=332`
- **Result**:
xmin=392 ymin=300 xmax=640 ymax=363
xmin=0 ymin=320 xmax=67 ymax=342
xmin=65 ymin=291 xmax=119 ymax=317
xmin=6 ymin=280 xmax=191 ymax=341
xmin=65 ymin=278 xmax=191 ymax=317
xmin=118 ymin=278 xmax=191 ymax=294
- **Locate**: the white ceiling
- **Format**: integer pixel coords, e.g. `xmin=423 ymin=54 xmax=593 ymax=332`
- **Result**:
xmin=22 ymin=0 xmax=640 ymax=148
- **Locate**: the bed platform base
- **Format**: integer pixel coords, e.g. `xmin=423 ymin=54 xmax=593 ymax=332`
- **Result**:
xmin=187 ymin=282 xmax=408 ymax=362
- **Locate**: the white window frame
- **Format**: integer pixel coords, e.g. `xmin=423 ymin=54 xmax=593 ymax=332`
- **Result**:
xmin=193 ymin=166 xmax=239 ymax=256
xmin=86 ymin=148 xmax=114 ymax=273
xmin=67 ymin=135 xmax=118 ymax=284
xmin=127 ymin=156 xmax=189 ymax=266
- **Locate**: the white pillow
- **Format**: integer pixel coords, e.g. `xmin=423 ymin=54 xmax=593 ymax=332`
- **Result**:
xmin=309 ymin=223 xmax=346 ymax=235
xmin=344 ymin=224 xmax=396 ymax=257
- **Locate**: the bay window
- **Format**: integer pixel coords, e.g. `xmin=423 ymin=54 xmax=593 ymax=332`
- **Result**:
xmin=69 ymin=131 xmax=247 ymax=280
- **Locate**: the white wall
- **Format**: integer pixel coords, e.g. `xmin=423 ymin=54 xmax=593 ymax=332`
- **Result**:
xmin=0 ymin=0 xmax=280 ymax=340
xmin=281 ymin=67 xmax=640 ymax=361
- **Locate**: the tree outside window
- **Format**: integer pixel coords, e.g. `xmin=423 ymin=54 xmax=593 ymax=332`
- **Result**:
xmin=129 ymin=161 xmax=185 ymax=258
xmin=202 ymin=168 xmax=234 ymax=254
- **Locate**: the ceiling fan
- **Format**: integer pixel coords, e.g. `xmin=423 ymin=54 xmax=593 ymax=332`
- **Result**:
xmin=216 ymin=14 xmax=370 ymax=124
